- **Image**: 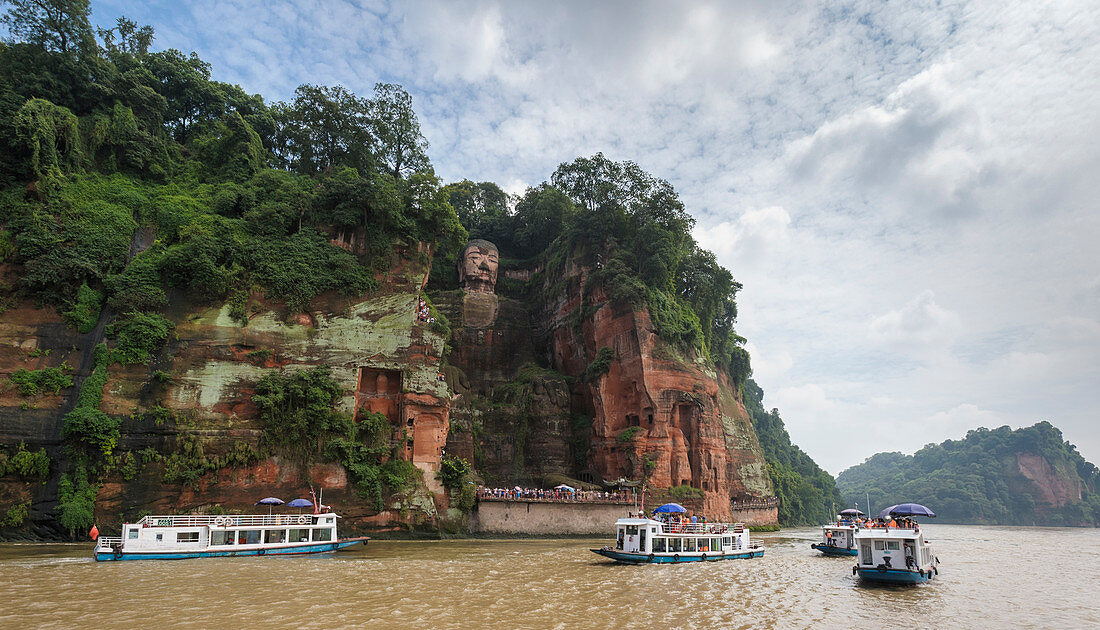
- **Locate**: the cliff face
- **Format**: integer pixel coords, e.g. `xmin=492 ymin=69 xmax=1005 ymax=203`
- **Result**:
xmin=534 ymin=258 xmax=771 ymax=521
xmin=1015 ymin=452 xmax=1082 ymax=508
xmin=1 ymin=241 xmax=776 ymax=537
xmin=0 ymin=245 xmax=452 ymax=536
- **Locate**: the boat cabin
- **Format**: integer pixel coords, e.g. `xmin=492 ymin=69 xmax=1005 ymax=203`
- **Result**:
xmin=614 ymin=518 xmax=750 ymax=555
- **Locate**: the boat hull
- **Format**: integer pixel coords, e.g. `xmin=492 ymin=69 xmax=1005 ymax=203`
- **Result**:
xmin=94 ymin=537 xmax=368 ymax=561
xmin=590 ymin=548 xmax=764 ymax=564
xmin=811 ymin=543 xmax=858 ymax=556
xmin=855 ymin=565 xmax=937 ymax=585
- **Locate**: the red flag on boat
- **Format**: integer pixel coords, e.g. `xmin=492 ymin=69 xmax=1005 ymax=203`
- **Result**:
xmin=89 ymin=525 xmax=99 ymax=541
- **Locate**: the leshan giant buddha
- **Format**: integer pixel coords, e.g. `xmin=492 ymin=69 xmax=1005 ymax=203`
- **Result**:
xmin=457 ymin=239 xmax=499 ymax=294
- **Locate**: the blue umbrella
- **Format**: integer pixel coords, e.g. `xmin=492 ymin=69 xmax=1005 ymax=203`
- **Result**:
xmin=877 ymin=505 xmax=899 ymax=519
xmin=255 ymin=497 xmax=284 ymax=515
xmin=653 ymin=503 xmax=687 ymax=514
xmin=887 ymin=503 xmax=936 ymax=518
xmin=286 ymin=498 xmax=313 ymax=513
xmin=839 ymin=508 xmax=864 ymax=517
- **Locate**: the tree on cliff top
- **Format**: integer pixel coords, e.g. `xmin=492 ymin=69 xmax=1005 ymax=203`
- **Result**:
xmin=1 ymin=0 xmax=94 ymax=55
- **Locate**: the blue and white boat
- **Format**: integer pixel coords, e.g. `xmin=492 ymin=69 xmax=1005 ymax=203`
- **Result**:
xmin=811 ymin=522 xmax=860 ymax=556
xmin=590 ymin=512 xmax=763 ymax=564
xmin=92 ymin=512 xmax=368 ymax=561
xmin=811 ymin=509 xmax=864 ymax=556
xmin=852 ymin=503 xmax=939 ymax=584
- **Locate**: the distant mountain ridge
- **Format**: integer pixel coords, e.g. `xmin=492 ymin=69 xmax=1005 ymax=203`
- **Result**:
xmin=836 ymin=422 xmax=1099 ymax=526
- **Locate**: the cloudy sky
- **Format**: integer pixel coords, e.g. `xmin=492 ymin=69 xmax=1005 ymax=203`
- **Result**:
xmin=91 ymin=0 xmax=1099 ymax=474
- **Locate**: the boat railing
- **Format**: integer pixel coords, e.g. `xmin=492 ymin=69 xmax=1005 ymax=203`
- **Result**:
xmin=95 ymin=536 xmax=122 ymax=549
xmin=136 ymin=514 xmax=319 ymax=528
xmin=655 ymin=522 xmax=746 ymax=535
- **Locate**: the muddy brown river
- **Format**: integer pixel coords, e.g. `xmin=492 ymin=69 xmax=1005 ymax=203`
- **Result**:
xmin=1 ymin=525 xmax=1097 ymax=629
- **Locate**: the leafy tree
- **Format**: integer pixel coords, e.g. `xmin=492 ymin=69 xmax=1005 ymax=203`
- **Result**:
xmin=368 ymin=82 xmax=428 ymax=179
xmin=1 ymin=0 xmax=94 ymax=55
xmin=273 ymin=83 xmax=373 ymax=176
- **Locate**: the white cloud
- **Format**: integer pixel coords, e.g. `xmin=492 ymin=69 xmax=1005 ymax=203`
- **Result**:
xmin=869 ymin=290 xmax=963 ymax=350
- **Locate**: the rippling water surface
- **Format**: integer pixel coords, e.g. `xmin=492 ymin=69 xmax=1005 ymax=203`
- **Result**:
xmin=2 ymin=525 xmax=1097 ymax=629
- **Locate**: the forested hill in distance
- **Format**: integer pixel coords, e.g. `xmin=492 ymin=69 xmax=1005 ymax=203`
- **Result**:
xmin=836 ymin=422 xmax=1100 ymax=526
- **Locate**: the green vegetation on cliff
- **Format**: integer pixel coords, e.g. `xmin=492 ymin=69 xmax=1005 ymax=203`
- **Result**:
xmin=837 ymin=422 xmax=1100 ymax=526
xmin=744 ymin=380 xmax=845 ymax=525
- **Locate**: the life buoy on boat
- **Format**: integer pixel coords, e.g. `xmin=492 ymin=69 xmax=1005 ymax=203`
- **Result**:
xmin=673 ymin=554 xmax=680 ymax=563
xmin=298 ymin=515 xmax=308 ymax=525
xmin=214 ymin=516 xmax=225 ymax=527
xmin=877 ymin=564 xmax=888 ymax=574
xmin=648 ymin=554 xmax=655 ymax=562
xmin=701 ymin=554 xmax=707 ymax=562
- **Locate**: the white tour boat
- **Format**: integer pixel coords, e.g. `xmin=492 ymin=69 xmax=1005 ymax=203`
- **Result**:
xmin=852 ymin=503 xmax=940 ymax=584
xmin=590 ymin=504 xmax=763 ymax=564
xmin=811 ymin=509 xmax=865 ymax=557
xmin=93 ymin=512 xmax=368 ymax=561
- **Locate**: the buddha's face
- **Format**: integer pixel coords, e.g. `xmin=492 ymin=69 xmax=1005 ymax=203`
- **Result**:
xmin=459 ymin=242 xmax=499 ymax=292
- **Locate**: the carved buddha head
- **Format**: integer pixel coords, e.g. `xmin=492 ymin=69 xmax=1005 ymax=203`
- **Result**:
xmin=458 ymin=239 xmax=499 ymax=293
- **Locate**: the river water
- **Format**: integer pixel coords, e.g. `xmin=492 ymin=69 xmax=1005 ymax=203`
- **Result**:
xmin=1 ymin=525 xmax=1097 ymax=629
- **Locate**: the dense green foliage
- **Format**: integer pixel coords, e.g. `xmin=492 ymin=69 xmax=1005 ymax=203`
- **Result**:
xmin=0 ymin=442 xmax=50 ymax=480
xmin=253 ymin=367 xmax=416 ymax=511
xmin=0 ymin=1 xmax=463 ymax=325
xmin=8 ymin=363 xmax=72 ymax=396
xmin=744 ymin=380 xmax=845 ymax=525
xmin=837 ymin=422 xmax=1100 ymax=526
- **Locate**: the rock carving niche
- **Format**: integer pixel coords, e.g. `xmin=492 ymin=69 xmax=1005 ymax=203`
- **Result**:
xmin=673 ymin=403 xmax=697 ymax=487
xmin=356 ymin=367 xmax=402 ymax=424
xmin=411 ymin=413 xmax=445 ymax=463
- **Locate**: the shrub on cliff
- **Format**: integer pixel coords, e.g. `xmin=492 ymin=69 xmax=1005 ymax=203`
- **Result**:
xmin=254 ymin=366 xmax=350 ymax=459
xmin=582 ymin=347 xmax=615 ymax=383
xmin=669 ymin=485 xmax=705 ymax=501
xmin=8 ymin=365 xmax=72 ymax=396
xmin=106 ymin=311 xmax=172 ymax=364
xmin=3 ymin=443 xmax=50 ymax=480
xmin=437 ymin=456 xmax=471 ymax=491
xmin=62 ymin=283 xmax=103 ymax=333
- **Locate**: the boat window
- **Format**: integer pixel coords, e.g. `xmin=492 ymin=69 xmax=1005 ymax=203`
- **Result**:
xmin=874 ymin=540 xmax=885 ymax=550
xmin=861 ymin=544 xmax=872 ymax=564
xmin=685 ymin=539 xmax=696 ymax=552
xmin=211 ymin=531 xmax=229 ymax=545
xmin=313 ymin=528 xmax=332 ymax=542
xmin=155 ymin=534 xmax=163 ymax=541
xmin=669 ymin=538 xmax=682 ymax=552
xmin=625 ymin=525 xmax=638 ymax=535
xmin=653 ymin=538 xmax=666 ymax=552
xmin=176 ymin=532 xmax=199 ymax=543
xmin=887 ymin=541 xmax=900 ymax=550
xmin=240 ymin=530 xmax=261 ymax=545
xmin=289 ymin=528 xmax=310 ymax=542
xmin=266 ymin=529 xmax=286 ymax=543
xmin=712 ymin=538 xmax=721 ymax=551
xmin=128 ymin=528 xmax=139 ymax=539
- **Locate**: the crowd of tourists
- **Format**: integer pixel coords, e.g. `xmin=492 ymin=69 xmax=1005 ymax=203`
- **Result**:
xmin=839 ymin=515 xmax=920 ymax=531
xmin=477 ymin=486 xmax=633 ymax=503
xmin=416 ymin=296 xmax=435 ymax=323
